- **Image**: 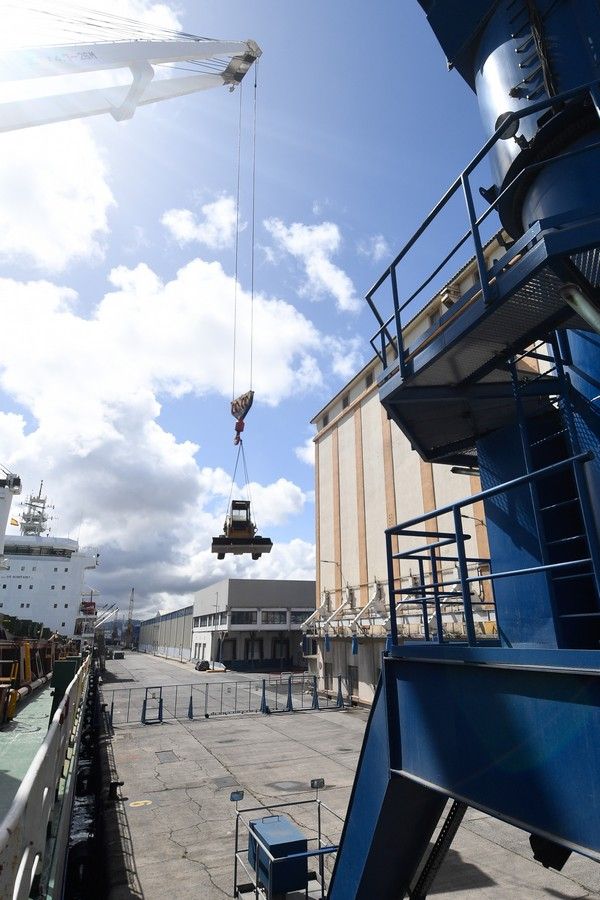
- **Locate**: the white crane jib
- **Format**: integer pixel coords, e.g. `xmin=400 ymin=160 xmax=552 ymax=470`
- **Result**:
xmin=0 ymin=36 xmax=262 ymax=132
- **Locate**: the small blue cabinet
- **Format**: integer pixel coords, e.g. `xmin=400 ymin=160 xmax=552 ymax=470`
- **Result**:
xmin=248 ymin=815 xmax=308 ymax=896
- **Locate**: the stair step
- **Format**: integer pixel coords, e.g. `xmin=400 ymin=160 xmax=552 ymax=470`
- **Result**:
xmin=540 ymin=498 xmax=579 ymax=512
xmin=529 ymin=429 xmax=568 ymax=449
xmin=559 ymin=612 xmax=600 ymax=619
xmin=546 ymin=534 xmax=586 ymax=546
xmin=552 ymin=571 xmax=593 ymax=582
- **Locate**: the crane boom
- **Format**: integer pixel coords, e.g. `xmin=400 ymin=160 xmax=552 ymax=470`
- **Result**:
xmin=0 ymin=37 xmax=261 ymax=131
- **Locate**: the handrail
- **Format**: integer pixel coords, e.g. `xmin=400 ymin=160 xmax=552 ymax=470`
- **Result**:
xmin=385 ymin=451 xmax=595 ymax=647
xmin=0 ymin=656 xmax=90 ymax=900
xmin=387 ymin=451 xmax=592 ymax=535
xmin=367 ymin=78 xmax=600 ymax=372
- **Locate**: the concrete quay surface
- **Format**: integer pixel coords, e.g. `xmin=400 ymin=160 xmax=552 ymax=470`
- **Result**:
xmin=102 ymin=653 xmax=600 ymax=899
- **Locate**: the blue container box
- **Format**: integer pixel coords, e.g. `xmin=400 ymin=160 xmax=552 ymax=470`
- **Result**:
xmin=248 ymin=815 xmax=308 ymax=895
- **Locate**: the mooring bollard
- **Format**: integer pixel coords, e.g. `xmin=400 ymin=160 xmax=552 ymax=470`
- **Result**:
xmin=311 ymin=674 xmax=320 ymax=710
xmin=188 ymin=691 xmax=194 ymax=720
xmin=336 ymin=675 xmax=344 ymax=708
xmin=285 ymin=675 xmax=294 ymax=712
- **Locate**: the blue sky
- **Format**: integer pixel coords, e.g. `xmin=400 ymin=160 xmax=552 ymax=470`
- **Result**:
xmin=0 ymin=1 xmax=487 ymax=618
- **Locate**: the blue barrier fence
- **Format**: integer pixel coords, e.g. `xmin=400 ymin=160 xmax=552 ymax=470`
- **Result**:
xmin=103 ymin=674 xmax=346 ymax=725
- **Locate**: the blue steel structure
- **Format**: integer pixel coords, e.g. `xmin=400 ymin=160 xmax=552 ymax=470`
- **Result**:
xmin=329 ymin=2 xmax=600 ymax=897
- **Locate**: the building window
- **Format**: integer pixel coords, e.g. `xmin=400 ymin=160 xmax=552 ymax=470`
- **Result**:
xmin=273 ymin=638 xmax=290 ymax=659
xmin=54 ymin=567 xmax=58 ymax=572
xmin=20 ymin=566 xmax=25 ymax=571
xmin=1 ymin=585 xmax=5 ymax=590
xmin=61 ymin=586 xmax=66 ymax=590
xmin=51 ymin=585 xmax=55 ymax=590
xmin=322 ymin=412 xmax=329 ymax=428
xmin=290 ymin=610 xmax=312 ymax=625
xmin=26 ymin=603 xmax=30 ymax=608
xmin=0 ymin=603 xmax=3 ymax=608
xmin=53 ymin=603 xmax=57 ymax=608
xmin=244 ymin=637 xmax=263 ymax=660
xmin=17 ymin=584 xmax=22 ymax=590
xmin=261 ymin=610 xmax=286 ymax=625
xmin=230 ymin=610 xmax=257 ymax=625
xmin=32 ymin=566 xmax=36 ymax=572
xmin=20 ymin=603 xmax=24 ymax=608
xmin=342 ymin=393 xmax=349 ymax=409
xmin=64 ymin=567 xmax=68 ymax=572
xmin=61 ymin=622 xmax=65 ymax=628
xmin=29 ymin=585 xmax=33 ymax=590
xmin=193 ymin=616 xmax=200 ymax=628
xmin=64 ymin=603 xmax=68 ymax=608
xmin=365 ymin=370 xmax=374 ymax=389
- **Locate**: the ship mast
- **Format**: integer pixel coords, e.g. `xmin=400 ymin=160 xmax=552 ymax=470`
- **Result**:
xmin=19 ymin=481 xmax=53 ymax=537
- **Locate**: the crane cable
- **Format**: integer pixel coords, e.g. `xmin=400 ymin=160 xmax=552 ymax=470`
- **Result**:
xmin=249 ymin=59 xmax=258 ymax=390
xmin=223 ymin=67 xmax=260 ymax=532
xmin=231 ymin=61 xmax=258 ymax=399
xmin=231 ymin=80 xmax=243 ymax=402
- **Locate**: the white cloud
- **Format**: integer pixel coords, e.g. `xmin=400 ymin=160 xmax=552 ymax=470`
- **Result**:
xmin=249 ymin=479 xmax=307 ymax=527
xmin=0 ymin=1 xmax=181 ymax=50
xmin=162 ymin=196 xmax=239 ymax=250
xmin=295 ymin=437 xmax=315 ymax=466
xmin=0 ymin=261 xmax=323 ymax=616
xmin=358 ymin=233 xmax=390 ymax=263
xmin=0 ymin=0 xmax=185 ymax=274
xmin=0 ymin=121 xmax=114 ymax=272
xmin=264 ymin=218 xmax=360 ymax=313
xmin=324 ymin=335 xmax=365 ymax=382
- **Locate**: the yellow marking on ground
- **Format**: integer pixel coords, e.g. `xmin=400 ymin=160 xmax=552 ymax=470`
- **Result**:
xmin=129 ymin=799 xmax=152 ymax=808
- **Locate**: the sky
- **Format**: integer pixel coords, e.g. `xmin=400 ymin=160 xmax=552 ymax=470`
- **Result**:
xmin=0 ymin=0 xmax=487 ymax=620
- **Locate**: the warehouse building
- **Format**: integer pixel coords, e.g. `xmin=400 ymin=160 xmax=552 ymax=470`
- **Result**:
xmin=192 ymin=578 xmax=314 ymax=671
xmin=138 ymin=604 xmax=193 ymax=661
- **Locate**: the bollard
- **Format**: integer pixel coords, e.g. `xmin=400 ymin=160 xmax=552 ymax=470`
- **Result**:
xmin=285 ymin=676 xmax=294 ymax=712
xmin=336 ymin=675 xmax=344 ymax=709
xmin=259 ymin=678 xmax=269 ymax=714
xmin=109 ymin=699 xmax=114 ymax=727
xmin=311 ymin=674 xmax=320 ymax=710
xmin=187 ymin=691 xmax=194 ymax=720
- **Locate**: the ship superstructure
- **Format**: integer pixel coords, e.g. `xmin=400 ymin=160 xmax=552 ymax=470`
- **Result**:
xmin=1 ymin=484 xmax=98 ymax=636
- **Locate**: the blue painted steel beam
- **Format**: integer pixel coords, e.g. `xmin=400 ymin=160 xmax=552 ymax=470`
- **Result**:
xmin=385 ymin=651 xmax=600 ymax=859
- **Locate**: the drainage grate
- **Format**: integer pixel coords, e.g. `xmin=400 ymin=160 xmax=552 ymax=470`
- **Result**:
xmin=155 ymin=750 xmax=179 ymax=764
xmin=211 ymin=776 xmax=238 ymax=789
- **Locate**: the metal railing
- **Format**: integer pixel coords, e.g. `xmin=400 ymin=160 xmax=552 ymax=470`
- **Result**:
xmin=233 ymin=794 xmax=344 ymax=899
xmin=103 ymin=674 xmax=344 ymax=725
xmin=386 ymin=451 xmax=595 ymax=647
xmin=366 ymin=79 xmax=600 ymax=377
xmin=0 ymin=656 xmax=90 ymax=900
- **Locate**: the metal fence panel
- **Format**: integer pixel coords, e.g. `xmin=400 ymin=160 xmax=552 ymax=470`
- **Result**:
xmin=103 ymin=675 xmax=340 ymax=724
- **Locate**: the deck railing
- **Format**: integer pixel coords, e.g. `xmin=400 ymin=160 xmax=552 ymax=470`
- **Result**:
xmin=366 ymin=79 xmax=600 ymax=378
xmin=0 ymin=656 xmax=90 ymax=900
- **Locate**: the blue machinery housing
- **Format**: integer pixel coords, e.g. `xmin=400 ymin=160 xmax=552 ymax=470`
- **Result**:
xmin=329 ymin=2 xmax=600 ymax=897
